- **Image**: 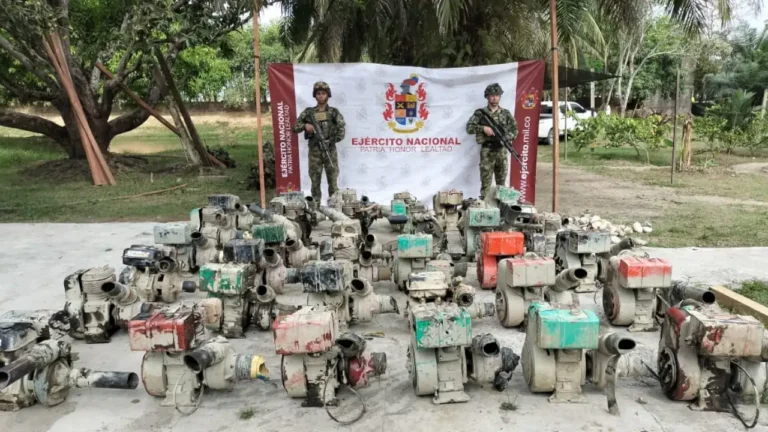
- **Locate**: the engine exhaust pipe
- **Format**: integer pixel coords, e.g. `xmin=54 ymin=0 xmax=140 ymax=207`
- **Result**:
xmin=286 ymin=238 xmax=301 ymax=252
xmin=69 ymin=369 xmax=140 ymax=390
xmin=336 ymin=332 xmax=367 ymax=358
xmin=453 ymin=284 xmax=475 ymax=308
xmin=101 ymin=281 xmax=138 ymax=306
xmin=359 ymin=250 xmax=373 ymax=267
xmin=472 ymin=333 xmax=501 ymax=357
xmin=553 ymin=268 xmax=588 ymax=292
xmin=183 ymin=338 xmax=229 ymax=373
xmin=500 ymin=204 xmax=523 ymax=224
xmin=597 ymin=333 xmax=637 ymax=356
xmin=192 ymin=231 xmax=210 ymax=248
xmin=234 ymin=354 xmax=269 ymax=381
xmin=255 ymin=284 xmax=276 ymax=304
xmin=263 ymin=248 xmax=280 ymax=267
xmin=364 ymin=234 xmax=377 ymax=249
xmin=0 ymin=340 xmax=68 ymax=390
xmin=350 ymin=278 xmax=373 ymax=296
xmin=670 ymin=281 xmax=716 ymax=305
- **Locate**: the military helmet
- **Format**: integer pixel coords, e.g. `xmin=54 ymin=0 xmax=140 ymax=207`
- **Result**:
xmin=313 ymin=81 xmax=332 ymax=98
xmin=484 ymin=83 xmax=504 ymax=97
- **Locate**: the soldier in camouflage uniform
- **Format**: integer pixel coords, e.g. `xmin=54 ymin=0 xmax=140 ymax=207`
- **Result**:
xmin=293 ymin=81 xmax=346 ymax=203
xmin=465 ymin=83 xmax=518 ymax=200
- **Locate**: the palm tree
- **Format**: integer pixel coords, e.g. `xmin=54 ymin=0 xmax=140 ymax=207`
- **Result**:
xmin=276 ymin=0 xmax=748 ymax=66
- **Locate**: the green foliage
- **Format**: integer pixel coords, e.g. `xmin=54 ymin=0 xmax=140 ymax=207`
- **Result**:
xmin=176 ymin=46 xmax=233 ymax=101
xmin=738 ymin=280 xmax=768 ymax=308
xmin=569 ymin=113 xmax=671 ymax=163
xmin=695 ymin=90 xmax=765 ymax=157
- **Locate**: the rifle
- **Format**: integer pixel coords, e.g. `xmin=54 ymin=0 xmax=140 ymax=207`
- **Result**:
xmin=478 ymin=111 xmax=522 ymax=165
xmin=306 ymin=111 xmax=335 ymax=169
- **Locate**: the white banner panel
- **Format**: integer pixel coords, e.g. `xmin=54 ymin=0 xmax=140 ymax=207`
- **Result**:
xmin=268 ymin=61 xmax=545 ymax=205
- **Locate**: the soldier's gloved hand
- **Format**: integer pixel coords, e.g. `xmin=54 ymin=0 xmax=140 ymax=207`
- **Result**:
xmin=483 ymin=126 xmax=495 ymax=136
xmin=305 ymin=123 xmax=315 ymax=134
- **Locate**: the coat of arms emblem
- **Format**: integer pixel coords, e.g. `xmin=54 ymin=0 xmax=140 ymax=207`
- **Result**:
xmin=382 ymin=74 xmax=429 ymax=133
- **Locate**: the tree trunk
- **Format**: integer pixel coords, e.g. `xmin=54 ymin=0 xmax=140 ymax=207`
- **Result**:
xmin=54 ymin=98 xmax=112 ymax=159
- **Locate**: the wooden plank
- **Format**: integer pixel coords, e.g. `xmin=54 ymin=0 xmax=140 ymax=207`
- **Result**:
xmin=49 ymin=33 xmax=116 ymax=185
xmin=710 ymin=285 xmax=768 ymax=325
xmin=42 ymin=36 xmax=105 ymax=186
xmin=153 ymin=48 xmax=214 ymax=167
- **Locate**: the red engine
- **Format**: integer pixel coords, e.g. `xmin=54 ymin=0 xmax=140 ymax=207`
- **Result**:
xmin=477 ymin=231 xmax=525 ymax=289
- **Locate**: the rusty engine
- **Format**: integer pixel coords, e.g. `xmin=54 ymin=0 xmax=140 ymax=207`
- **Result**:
xmin=657 ymin=304 xmax=768 ymax=424
xmin=199 ymin=238 xmax=296 ymax=337
xmin=554 ymin=228 xmax=612 ymax=293
xmin=273 ymin=307 xmax=386 ymax=407
xmin=62 ymin=265 xmax=159 ymax=343
xmin=128 ymin=303 xmax=267 ymax=409
xmin=298 ymin=260 xmax=398 ymax=329
xmin=393 ymin=233 xmax=433 ymax=291
xmin=432 ymin=190 xmax=465 ymax=260
xmin=522 ymin=302 xmax=638 ymax=414
xmin=602 ymin=256 xmax=672 ymax=332
xmin=476 ymin=231 xmax=525 ymax=290
xmin=192 ymin=194 xmax=254 ymax=249
xmin=328 ymin=188 xmax=382 ymax=237
xmin=0 ymin=310 xmax=138 ymax=411
xmin=405 ymin=271 xmax=516 ymax=404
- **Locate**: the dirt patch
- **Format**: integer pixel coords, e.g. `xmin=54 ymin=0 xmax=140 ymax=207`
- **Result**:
xmin=111 ymin=140 xmax=185 ymax=155
xmin=729 ymin=162 xmax=768 ymax=175
xmin=21 ymin=156 xmax=151 ymax=182
xmin=534 ymin=163 xmax=768 ymax=222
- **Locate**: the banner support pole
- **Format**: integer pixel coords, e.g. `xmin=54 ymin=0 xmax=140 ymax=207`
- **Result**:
xmin=253 ymin=0 xmax=266 ymax=207
xmin=550 ymin=0 xmax=560 ymax=213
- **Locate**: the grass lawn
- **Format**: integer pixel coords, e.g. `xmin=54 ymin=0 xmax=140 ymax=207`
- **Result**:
xmin=538 ymin=140 xmax=768 ymax=203
xmin=738 ymin=279 xmax=768 ymax=307
xmin=0 ymin=121 xmax=273 ymax=223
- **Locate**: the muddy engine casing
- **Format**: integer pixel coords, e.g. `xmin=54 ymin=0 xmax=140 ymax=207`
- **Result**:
xmin=63 ymin=265 xmax=118 ymax=343
xmin=393 ymin=234 xmax=433 ymax=291
xmin=192 ymin=194 xmax=252 ymax=249
xmin=433 ymin=190 xmax=465 ymax=259
xmin=274 ymin=308 xmax=386 ymax=407
xmin=269 ymin=191 xmax=313 ymax=245
xmin=476 ymin=231 xmax=525 ymax=289
xmin=128 ymin=303 xmax=266 ymax=407
xmin=603 ymin=257 xmax=672 ymax=331
xmin=405 ymin=297 xmax=516 ymax=404
xmin=495 ymin=256 xmax=557 ymax=328
xmin=385 ymin=191 xmax=424 ymax=233
xmin=0 ymin=310 xmax=57 ymax=410
xmin=522 ymin=303 xmax=637 ymax=411
xmin=121 ymin=244 xmax=198 ymax=303
xmin=199 ymin=262 xmax=256 ymax=338
xmin=461 ymin=205 xmax=500 ymax=262
xmin=554 ymin=229 xmax=612 ymax=293
xmin=300 ymin=261 xmax=398 ymax=329
xmin=0 ymin=312 xmax=138 ymax=411
xmin=407 ymin=271 xmax=494 ymax=320
xmin=658 ymin=307 xmax=768 ymax=412
xmin=330 ymin=218 xmax=363 ymax=263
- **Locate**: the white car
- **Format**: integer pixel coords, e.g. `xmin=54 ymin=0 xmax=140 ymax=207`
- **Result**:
xmin=538 ymin=101 xmax=595 ymax=145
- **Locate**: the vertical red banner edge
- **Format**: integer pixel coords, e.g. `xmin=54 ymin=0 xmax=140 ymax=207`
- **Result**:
xmin=267 ymin=63 xmax=301 ymax=194
xmin=510 ymin=60 xmax=545 ymax=205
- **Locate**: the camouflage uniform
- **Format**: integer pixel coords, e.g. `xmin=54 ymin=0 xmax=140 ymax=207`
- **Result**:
xmin=293 ymin=82 xmax=346 ymax=203
xmin=465 ymin=83 xmax=518 ymax=199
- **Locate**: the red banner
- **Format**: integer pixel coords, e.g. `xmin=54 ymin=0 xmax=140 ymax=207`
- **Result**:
xmin=511 ymin=60 xmax=545 ymax=205
xmin=267 ymin=64 xmax=301 ymax=193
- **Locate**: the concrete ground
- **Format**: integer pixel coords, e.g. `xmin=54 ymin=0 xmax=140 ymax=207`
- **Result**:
xmin=1 ymin=221 xmax=767 ymax=432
